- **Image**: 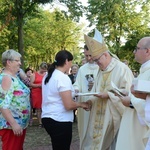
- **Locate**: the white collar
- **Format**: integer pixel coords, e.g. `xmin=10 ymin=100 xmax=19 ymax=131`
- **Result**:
xmin=141 ymin=60 xmax=150 ymax=69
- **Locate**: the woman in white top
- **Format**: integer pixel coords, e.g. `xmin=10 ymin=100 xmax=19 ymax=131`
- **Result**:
xmin=41 ymin=50 xmax=88 ymax=150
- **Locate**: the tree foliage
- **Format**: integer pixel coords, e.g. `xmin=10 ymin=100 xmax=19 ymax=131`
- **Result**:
xmin=1 ymin=0 xmax=150 ymax=71
xmin=24 ymin=9 xmax=82 ymax=69
xmin=86 ymin=0 xmax=150 ymax=71
xmin=59 ymin=0 xmax=85 ymax=21
xmin=0 ymin=6 xmax=83 ymax=69
xmin=0 ymin=0 xmax=84 ymax=68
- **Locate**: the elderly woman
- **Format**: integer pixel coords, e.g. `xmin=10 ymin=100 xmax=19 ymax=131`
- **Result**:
xmin=0 ymin=49 xmax=30 ymax=150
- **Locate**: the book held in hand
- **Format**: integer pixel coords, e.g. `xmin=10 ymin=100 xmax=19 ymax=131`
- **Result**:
xmin=110 ymin=81 xmax=126 ymax=97
xmin=132 ymin=78 xmax=150 ymax=93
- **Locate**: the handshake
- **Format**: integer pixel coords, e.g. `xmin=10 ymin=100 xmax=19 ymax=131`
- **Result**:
xmin=78 ymin=100 xmax=92 ymax=111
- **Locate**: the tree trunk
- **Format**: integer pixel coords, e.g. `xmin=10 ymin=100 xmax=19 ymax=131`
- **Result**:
xmin=16 ymin=0 xmax=24 ymax=69
xmin=18 ymin=16 xmax=24 ymax=69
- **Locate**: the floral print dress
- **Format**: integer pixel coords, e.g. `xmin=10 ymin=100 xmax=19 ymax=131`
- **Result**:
xmin=0 ymin=73 xmax=30 ymax=129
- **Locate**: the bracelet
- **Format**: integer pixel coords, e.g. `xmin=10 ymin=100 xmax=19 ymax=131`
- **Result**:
xmin=129 ymin=101 xmax=134 ymax=109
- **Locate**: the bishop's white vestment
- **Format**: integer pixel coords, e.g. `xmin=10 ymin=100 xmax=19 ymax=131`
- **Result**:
xmin=81 ymin=58 xmax=134 ymax=150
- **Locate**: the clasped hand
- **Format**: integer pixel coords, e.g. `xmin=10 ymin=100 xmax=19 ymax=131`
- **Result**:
xmin=80 ymin=101 xmax=92 ymax=111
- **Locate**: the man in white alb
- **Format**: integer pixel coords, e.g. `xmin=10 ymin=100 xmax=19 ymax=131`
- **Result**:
xmin=73 ymin=44 xmax=99 ymax=149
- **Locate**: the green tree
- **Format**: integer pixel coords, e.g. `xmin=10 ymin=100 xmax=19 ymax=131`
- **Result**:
xmin=23 ymin=9 xmax=82 ymax=69
xmin=84 ymin=0 xmax=150 ymax=71
xmin=86 ymin=0 xmax=150 ymax=61
xmin=0 ymin=0 xmax=84 ymax=68
xmin=0 ymin=0 xmax=53 ymax=68
xmin=59 ymin=0 xmax=84 ymax=21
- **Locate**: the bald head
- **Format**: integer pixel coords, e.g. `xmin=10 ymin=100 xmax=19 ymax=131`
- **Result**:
xmin=138 ymin=37 xmax=150 ymax=49
xmin=134 ymin=37 xmax=150 ymax=64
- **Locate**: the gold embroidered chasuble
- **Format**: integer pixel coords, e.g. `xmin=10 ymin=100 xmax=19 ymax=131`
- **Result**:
xmin=81 ymin=58 xmax=133 ymax=150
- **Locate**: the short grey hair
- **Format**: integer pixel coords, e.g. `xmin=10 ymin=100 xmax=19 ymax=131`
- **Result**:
xmin=71 ymin=64 xmax=79 ymax=69
xmin=2 ymin=49 xmax=21 ymax=66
